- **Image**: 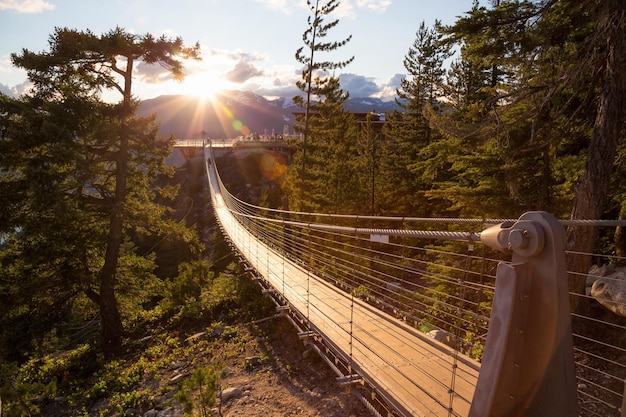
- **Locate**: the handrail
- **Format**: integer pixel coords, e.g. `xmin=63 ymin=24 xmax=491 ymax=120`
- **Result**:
xmin=201 ymin=141 xmax=625 ymax=417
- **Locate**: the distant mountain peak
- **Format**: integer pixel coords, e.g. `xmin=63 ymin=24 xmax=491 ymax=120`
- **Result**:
xmin=139 ymin=90 xmax=399 ymax=139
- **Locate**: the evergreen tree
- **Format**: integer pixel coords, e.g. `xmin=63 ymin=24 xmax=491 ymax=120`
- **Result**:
xmin=381 ymin=21 xmax=451 ymax=216
xmin=434 ymin=0 xmax=625 ymax=301
xmin=419 ymin=1 xmax=546 ymax=218
xmin=564 ymin=0 xmax=626 ymax=295
xmin=1 ymin=27 xmax=201 ymax=355
xmin=294 ymin=0 xmax=354 ymax=180
xmin=355 ymin=112 xmax=384 ymax=215
xmin=397 ymin=21 xmax=452 ymax=145
xmin=442 ymin=0 xmax=626 ymax=293
xmin=287 ymin=76 xmax=358 ymax=213
xmin=422 ymin=1 xmax=588 ymax=219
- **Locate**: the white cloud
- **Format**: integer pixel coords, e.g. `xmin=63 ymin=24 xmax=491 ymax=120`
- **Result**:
xmin=335 ymin=0 xmax=392 ymax=19
xmin=0 ymin=82 xmax=13 ymax=96
xmin=371 ymin=73 xmax=404 ymax=101
xmin=135 ymin=61 xmax=172 ymax=84
xmin=356 ymin=0 xmax=392 ymax=13
xmin=254 ymin=0 xmax=392 ymax=18
xmin=251 ymin=0 xmax=296 ymax=14
xmin=0 ymin=80 xmax=32 ymax=97
xmin=0 ymin=0 xmax=55 ymax=13
xmin=208 ymin=48 xmax=267 ymax=65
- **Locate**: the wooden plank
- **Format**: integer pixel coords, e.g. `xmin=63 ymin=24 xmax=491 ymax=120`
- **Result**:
xmin=208 ymin=162 xmax=480 ymax=417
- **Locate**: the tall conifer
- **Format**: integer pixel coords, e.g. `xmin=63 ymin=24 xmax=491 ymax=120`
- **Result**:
xmin=294 ymin=0 xmax=354 ymax=181
xmin=3 ymin=27 xmax=201 ymax=354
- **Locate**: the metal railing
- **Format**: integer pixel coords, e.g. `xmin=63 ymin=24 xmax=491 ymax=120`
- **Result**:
xmin=203 ymin=142 xmax=626 ymax=417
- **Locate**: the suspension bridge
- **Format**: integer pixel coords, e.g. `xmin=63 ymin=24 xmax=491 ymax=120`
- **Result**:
xmin=178 ymin=140 xmax=625 ymax=416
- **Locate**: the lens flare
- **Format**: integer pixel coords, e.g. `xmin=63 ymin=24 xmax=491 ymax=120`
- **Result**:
xmin=259 ymin=152 xmax=286 ymax=180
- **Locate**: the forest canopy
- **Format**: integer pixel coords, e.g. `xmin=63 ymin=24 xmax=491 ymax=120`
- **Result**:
xmin=0 ymin=0 xmax=624 ymax=414
xmin=286 ymin=0 xmax=626 ymax=290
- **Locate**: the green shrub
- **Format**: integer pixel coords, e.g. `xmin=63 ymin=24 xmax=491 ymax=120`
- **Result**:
xmin=0 ymin=362 xmax=57 ymax=417
xmin=174 ymin=366 xmax=220 ymax=417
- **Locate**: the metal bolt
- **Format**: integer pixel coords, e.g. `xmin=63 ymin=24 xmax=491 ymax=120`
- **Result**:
xmin=509 ymin=228 xmax=529 ymax=250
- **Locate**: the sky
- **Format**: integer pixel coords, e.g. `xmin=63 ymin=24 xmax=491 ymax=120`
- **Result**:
xmin=0 ymin=0 xmax=475 ymax=102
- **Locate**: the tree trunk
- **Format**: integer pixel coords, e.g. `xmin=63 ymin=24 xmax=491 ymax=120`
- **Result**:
xmin=98 ymin=58 xmax=134 ymax=354
xmin=536 ymin=147 xmax=551 ymax=211
xmin=566 ymin=0 xmax=626 ymax=309
xmin=614 ymin=202 xmax=626 ymax=266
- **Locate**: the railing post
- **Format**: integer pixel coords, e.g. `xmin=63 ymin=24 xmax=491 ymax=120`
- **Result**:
xmin=621 ymin=379 xmax=626 ymax=417
xmin=306 ymin=227 xmax=311 ymax=321
xmin=470 ymin=211 xmax=578 ymax=417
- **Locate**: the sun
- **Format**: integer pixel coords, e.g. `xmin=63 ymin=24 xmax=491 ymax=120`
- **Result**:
xmin=145 ymin=53 xmax=237 ymax=101
xmin=181 ymin=70 xmax=231 ymax=102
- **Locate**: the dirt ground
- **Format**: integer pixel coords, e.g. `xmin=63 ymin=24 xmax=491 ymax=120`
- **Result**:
xmin=140 ymin=316 xmax=372 ymax=417
xmin=215 ymin=317 xmax=369 ymax=417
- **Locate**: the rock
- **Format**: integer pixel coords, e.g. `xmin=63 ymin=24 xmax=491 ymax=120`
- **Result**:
xmin=221 ymin=387 xmax=243 ymax=402
xmin=143 ymin=410 xmax=158 ymax=417
xmin=427 ymin=329 xmax=456 ymax=348
xmin=210 ymin=325 xmax=239 ymax=341
xmin=589 ymin=263 xmax=615 ymax=279
xmin=156 ymin=408 xmax=174 ymax=417
xmin=591 ymin=269 xmax=626 ymax=317
xmin=586 ymin=264 xmax=615 ymax=295
xmin=244 ymin=356 xmax=262 ymax=369
xmin=168 ymin=373 xmax=187 ymax=385
xmin=220 ymin=366 xmax=233 ymax=377
xmin=169 ymin=362 xmax=186 ymax=371
xmin=209 ymin=325 xmax=225 ymax=339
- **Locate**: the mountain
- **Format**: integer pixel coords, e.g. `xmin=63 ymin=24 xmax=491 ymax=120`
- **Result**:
xmin=138 ymin=90 xmax=399 ymax=139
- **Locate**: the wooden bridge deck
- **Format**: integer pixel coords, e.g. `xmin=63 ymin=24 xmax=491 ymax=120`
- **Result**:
xmin=206 ymin=155 xmax=481 ymax=417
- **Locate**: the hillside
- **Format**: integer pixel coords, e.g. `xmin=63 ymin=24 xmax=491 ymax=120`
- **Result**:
xmin=138 ymin=90 xmax=399 ymax=139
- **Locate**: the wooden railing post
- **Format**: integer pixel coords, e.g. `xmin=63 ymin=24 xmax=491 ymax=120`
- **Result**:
xmin=470 ymin=211 xmax=578 ymax=417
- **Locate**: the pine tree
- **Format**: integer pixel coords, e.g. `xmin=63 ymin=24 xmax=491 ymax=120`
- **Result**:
xmin=434 ymin=0 xmax=626 ymax=302
xmin=424 ymin=1 xmax=589 ymax=218
xmin=2 ymin=27 xmax=201 ymax=354
xmin=294 ymin=0 xmax=354 ymax=180
xmin=287 ymin=76 xmax=358 ymax=213
xmin=381 ymin=21 xmax=451 ymax=216
xmin=563 ymin=0 xmax=626 ymax=297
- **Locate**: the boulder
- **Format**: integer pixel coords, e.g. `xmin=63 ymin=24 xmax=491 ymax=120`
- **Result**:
xmin=156 ymin=408 xmax=174 ymax=417
xmin=586 ymin=264 xmax=615 ymax=295
xmin=427 ymin=329 xmax=456 ymax=348
xmin=221 ymin=387 xmax=243 ymax=402
xmin=591 ymin=269 xmax=626 ymax=317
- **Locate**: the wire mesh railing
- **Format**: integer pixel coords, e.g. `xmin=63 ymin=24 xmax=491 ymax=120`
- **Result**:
xmin=567 ymin=249 xmax=626 ymax=417
xmin=205 ymin=143 xmax=626 ymax=417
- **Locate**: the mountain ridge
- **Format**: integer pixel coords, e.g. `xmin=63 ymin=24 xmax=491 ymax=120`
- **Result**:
xmin=138 ymin=90 xmax=399 ymax=139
